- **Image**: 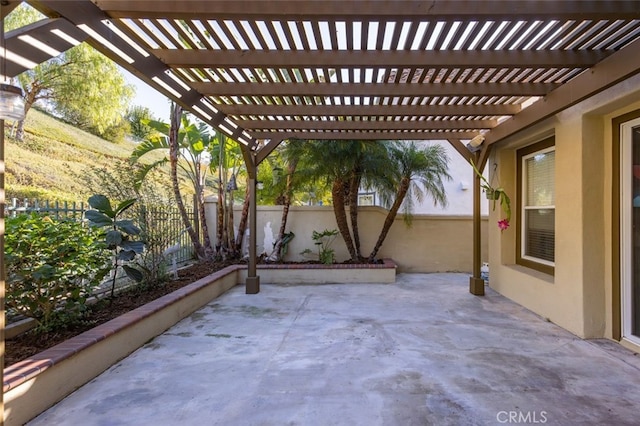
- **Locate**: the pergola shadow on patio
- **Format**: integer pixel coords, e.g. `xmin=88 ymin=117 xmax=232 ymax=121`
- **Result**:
xmin=28 ymin=274 xmax=640 ymax=426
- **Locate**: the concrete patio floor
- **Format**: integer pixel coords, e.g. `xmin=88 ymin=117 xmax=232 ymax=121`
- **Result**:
xmin=28 ymin=273 xmax=640 ymax=425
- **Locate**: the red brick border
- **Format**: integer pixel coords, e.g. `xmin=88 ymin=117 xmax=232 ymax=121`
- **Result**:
xmin=258 ymin=258 xmax=396 ymax=270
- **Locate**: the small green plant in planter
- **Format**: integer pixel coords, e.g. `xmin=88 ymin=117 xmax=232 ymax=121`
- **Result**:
xmin=300 ymin=228 xmax=338 ymax=264
xmin=85 ymin=194 xmax=146 ymax=298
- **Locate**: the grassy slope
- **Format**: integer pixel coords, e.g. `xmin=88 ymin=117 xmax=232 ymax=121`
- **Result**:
xmin=5 ymin=109 xmax=168 ymax=203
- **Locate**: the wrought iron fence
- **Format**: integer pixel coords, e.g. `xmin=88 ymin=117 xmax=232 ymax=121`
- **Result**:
xmin=6 ymin=198 xmax=86 ymax=219
xmin=4 ymin=197 xmax=197 ymax=266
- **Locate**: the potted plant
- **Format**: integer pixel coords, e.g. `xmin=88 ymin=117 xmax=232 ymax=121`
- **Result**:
xmin=470 ymin=160 xmax=511 ymax=231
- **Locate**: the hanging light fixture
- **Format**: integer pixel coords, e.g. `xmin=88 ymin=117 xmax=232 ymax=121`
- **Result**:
xmin=0 ymin=83 xmax=25 ymax=121
xmin=0 ymin=2 xmax=26 ymax=121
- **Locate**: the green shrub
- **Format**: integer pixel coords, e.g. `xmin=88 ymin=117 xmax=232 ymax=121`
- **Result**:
xmin=5 ymin=213 xmax=111 ymax=331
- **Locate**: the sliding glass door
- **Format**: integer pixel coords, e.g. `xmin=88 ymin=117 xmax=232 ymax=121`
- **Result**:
xmin=621 ymin=117 xmax=640 ymax=344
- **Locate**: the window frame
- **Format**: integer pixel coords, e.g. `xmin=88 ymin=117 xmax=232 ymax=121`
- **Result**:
xmin=516 ymin=137 xmax=556 ymax=275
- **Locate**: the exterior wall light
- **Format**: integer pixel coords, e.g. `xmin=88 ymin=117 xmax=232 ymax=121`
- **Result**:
xmin=0 ymin=83 xmax=25 ymax=121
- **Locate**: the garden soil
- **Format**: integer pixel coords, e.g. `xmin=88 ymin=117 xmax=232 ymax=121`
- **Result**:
xmin=5 ymin=260 xmax=241 ymax=366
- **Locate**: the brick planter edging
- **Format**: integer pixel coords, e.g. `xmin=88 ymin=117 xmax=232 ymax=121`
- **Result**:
xmin=254 ymin=258 xmax=397 ymax=285
xmin=257 ymin=258 xmax=397 ymax=270
xmin=3 ymin=264 xmax=244 ymax=394
xmin=3 ymin=265 xmax=244 ymax=392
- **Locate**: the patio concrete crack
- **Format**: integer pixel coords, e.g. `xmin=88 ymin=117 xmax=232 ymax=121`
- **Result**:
xmin=273 ymin=294 xmax=312 ymax=355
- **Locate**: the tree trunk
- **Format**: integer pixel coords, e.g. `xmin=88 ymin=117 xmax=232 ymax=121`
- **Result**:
xmin=348 ymin=170 xmax=363 ymax=260
xmin=169 ymin=104 xmax=206 ymax=259
xmin=332 ymin=178 xmax=357 ymax=261
xmin=234 ymin=185 xmax=251 ymax=256
xmin=215 ymin=189 xmax=224 ymax=257
xmin=196 ymin=185 xmax=214 ymax=258
xmin=192 ymin=165 xmax=214 ymax=258
xmin=226 ymin=188 xmax=236 ymax=253
xmin=15 ymin=88 xmax=37 ymax=141
xmin=368 ymin=178 xmax=410 ymax=262
xmin=271 ymin=158 xmax=298 ymax=260
xmin=215 ymin=161 xmax=225 ymax=257
xmin=15 ymin=119 xmax=26 ymax=141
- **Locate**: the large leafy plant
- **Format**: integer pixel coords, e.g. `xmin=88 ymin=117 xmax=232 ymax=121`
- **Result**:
xmin=85 ymin=194 xmax=145 ymax=298
xmin=5 ymin=213 xmax=111 ymax=331
xmin=301 ymin=228 xmax=338 ymax=264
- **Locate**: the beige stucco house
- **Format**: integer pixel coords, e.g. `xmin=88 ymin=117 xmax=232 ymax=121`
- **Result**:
xmin=486 ymin=73 xmax=640 ymax=353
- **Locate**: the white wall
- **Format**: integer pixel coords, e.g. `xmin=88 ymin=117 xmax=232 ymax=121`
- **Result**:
xmin=364 ymin=140 xmax=489 ymax=215
xmin=416 ymin=140 xmax=490 ymax=215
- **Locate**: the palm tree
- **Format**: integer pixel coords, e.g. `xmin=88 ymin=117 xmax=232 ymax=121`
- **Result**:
xmin=269 ymin=139 xmax=306 ymax=261
xmin=299 ymin=139 xmax=390 ymax=262
xmin=130 ymin=104 xmax=214 ymax=259
xmin=345 ymin=141 xmax=391 ymax=260
xmin=297 ymin=140 xmax=356 ymax=260
xmin=368 ymin=142 xmax=451 ymax=262
xmin=209 ymin=132 xmax=246 ymax=258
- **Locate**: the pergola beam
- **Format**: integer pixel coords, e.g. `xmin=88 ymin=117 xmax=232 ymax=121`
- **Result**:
xmin=193 ymin=82 xmax=557 ymax=97
xmin=256 ymin=137 xmax=284 ymax=165
xmin=485 ymin=36 xmax=640 ymax=146
xmin=217 ymin=103 xmax=522 ymax=117
xmin=98 ymin=1 xmax=640 ymax=20
xmin=156 ymin=49 xmax=606 ymax=68
xmin=238 ymin=119 xmax=497 ymax=131
xmin=447 ymin=138 xmax=474 ymax=164
xmin=249 ymin=131 xmax=480 ymax=141
xmin=4 ymin=18 xmax=88 ymax=77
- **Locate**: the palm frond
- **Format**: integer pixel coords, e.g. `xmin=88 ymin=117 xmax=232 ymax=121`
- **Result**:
xmin=130 ymin=137 xmax=170 ymax=162
xmin=133 ymin=158 xmax=168 ymax=190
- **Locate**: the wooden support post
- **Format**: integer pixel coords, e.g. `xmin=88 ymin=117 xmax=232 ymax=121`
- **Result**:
xmin=244 ymin=150 xmax=260 ymax=294
xmin=469 ymin=152 xmax=485 ymax=296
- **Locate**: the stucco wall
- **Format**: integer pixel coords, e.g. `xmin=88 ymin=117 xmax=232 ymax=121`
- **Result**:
xmin=488 ymin=73 xmax=640 ymax=340
xmin=205 ymin=202 xmax=488 ymax=273
xmin=406 ymin=141 xmax=490 ymax=215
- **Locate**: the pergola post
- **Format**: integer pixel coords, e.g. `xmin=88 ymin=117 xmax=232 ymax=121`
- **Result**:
xmin=469 ymin=154 xmax=485 ymax=295
xmin=246 ymin=171 xmax=260 ymax=294
xmin=241 ymin=147 xmax=260 ymax=294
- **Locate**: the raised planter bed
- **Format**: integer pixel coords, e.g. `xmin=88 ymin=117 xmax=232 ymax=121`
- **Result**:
xmin=3 ymin=260 xmax=396 ymax=426
xmin=253 ymin=258 xmax=397 ymax=284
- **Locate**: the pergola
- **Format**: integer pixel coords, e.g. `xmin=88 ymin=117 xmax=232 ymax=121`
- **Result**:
xmin=5 ymin=0 xmax=640 ymax=296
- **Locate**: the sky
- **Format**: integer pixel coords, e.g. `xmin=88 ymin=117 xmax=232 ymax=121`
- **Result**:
xmin=121 ymin=68 xmax=171 ymax=122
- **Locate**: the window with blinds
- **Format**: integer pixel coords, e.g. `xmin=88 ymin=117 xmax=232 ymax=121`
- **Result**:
xmin=517 ymin=137 xmax=555 ymax=274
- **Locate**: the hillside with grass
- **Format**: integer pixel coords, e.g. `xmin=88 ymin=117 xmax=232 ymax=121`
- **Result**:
xmin=5 ymin=108 xmax=177 ymax=203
